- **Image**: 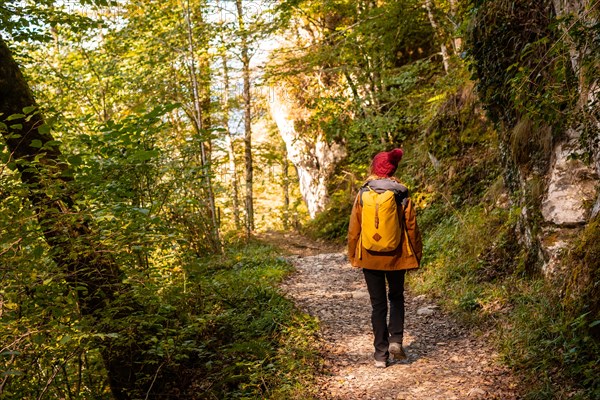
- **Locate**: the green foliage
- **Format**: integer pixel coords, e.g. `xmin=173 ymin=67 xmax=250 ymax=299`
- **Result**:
xmin=411 ymin=204 xmax=516 ymax=316
xmin=468 ymin=0 xmax=570 ymax=126
xmin=498 ymin=279 xmax=600 ymax=399
xmin=294 ymin=0 xmax=599 ymax=398
xmin=566 ymin=15 xmax=600 ymax=162
xmin=462 ymin=9 xmax=599 ymax=396
xmin=564 ymin=219 xmax=600 ymax=340
xmin=344 ymin=58 xmax=441 ymax=164
xmin=466 ymin=0 xmax=578 ymax=200
xmin=0 ymin=0 xmax=102 ymax=43
xmin=185 ymin=241 xmax=321 ymax=399
xmin=1 ymin=231 xmax=320 ymax=398
xmin=2 ymin=0 xmax=308 ymax=395
xmin=412 ymin=201 xmax=599 ymax=398
xmin=3 ymin=0 xmax=599 ymax=397
xmin=269 ymin=0 xmax=438 ymax=165
xmin=423 ymin=66 xmax=495 ymax=156
xmin=302 ymin=188 xmax=353 ymax=243
xmin=0 ymin=194 xmax=111 ymax=397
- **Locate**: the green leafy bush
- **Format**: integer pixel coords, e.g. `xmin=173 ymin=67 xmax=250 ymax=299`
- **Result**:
xmin=0 ymin=225 xmax=320 ymax=399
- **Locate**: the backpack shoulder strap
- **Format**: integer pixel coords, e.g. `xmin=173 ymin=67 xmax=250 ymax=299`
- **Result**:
xmin=359 ymin=182 xmax=373 ymax=206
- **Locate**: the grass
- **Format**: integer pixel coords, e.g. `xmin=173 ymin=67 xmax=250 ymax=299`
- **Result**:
xmin=0 ymin=236 xmax=323 ymax=399
xmin=188 ymin=239 xmax=322 ymax=399
xmin=409 ymin=202 xmax=600 ymax=399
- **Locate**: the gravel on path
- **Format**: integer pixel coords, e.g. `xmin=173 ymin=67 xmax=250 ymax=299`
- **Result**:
xmin=278 ymin=247 xmax=522 ymax=400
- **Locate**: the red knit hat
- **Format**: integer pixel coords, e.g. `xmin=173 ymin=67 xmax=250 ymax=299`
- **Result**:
xmin=370 ymin=148 xmax=404 ymax=177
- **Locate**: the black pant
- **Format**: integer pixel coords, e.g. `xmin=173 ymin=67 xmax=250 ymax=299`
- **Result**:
xmin=362 ymin=268 xmax=406 ymax=361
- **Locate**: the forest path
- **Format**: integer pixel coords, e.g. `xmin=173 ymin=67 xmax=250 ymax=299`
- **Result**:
xmin=260 ymin=231 xmax=521 ymax=400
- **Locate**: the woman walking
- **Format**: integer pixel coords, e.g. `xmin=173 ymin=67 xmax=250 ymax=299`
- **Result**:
xmin=347 ymin=148 xmax=423 ymax=368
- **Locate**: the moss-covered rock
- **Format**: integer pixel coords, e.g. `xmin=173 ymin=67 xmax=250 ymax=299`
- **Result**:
xmin=564 ymin=218 xmax=600 ymax=340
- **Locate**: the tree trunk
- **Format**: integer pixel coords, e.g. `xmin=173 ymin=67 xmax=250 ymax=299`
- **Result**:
xmin=184 ymin=0 xmax=221 ymax=249
xmin=424 ymin=0 xmax=450 ymax=73
xmin=221 ymin=47 xmax=241 ymax=230
xmin=281 ymin=142 xmax=290 ymax=230
xmin=0 ymin=37 xmax=149 ymax=400
xmin=236 ymin=0 xmax=255 ymax=235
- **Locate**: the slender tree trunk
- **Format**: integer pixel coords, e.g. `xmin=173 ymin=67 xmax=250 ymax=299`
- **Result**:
xmin=281 ymin=142 xmax=290 ymax=230
xmin=221 ymin=46 xmax=241 ymax=229
xmin=424 ymin=0 xmax=450 ymax=73
xmin=184 ymin=0 xmax=221 ymax=249
xmin=236 ymin=0 xmax=254 ymax=235
xmin=448 ymin=0 xmax=462 ymax=52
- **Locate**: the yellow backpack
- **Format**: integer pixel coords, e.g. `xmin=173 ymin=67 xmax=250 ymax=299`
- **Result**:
xmin=360 ymin=188 xmax=402 ymax=252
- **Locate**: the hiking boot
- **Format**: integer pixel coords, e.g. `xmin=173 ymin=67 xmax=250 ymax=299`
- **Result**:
xmin=389 ymin=342 xmax=407 ymax=360
xmin=374 ymin=360 xmax=387 ymax=368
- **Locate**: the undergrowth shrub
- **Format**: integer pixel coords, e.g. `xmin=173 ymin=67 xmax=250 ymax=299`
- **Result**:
xmin=412 ymin=201 xmax=599 ymax=398
xmin=0 ymin=238 xmax=320 ymax=399
xmin=410 ymin=204 xmax=516 ymax=318
xmin=496 ymin=220 xmax=600 ymax=399
xmin=302 ymin=189 xmax=353 ymax=243
xmin=188 ymin=241 xmax=321 ymax=399
xmin=498 ymin=277 xmax=599 ymax=400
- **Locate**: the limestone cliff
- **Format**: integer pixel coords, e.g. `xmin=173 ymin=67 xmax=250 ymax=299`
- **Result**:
xmin=470 ymin=0 xmax=600 ymax=277
xmin=269 ymin=84 xmax=346 ymax=218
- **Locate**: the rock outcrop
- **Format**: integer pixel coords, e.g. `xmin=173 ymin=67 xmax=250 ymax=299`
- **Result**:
xmin=269 ymin=84 xmax=346 ymax=218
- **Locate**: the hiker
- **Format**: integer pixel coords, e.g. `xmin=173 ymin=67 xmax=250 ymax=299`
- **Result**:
xmin=347 ymin=148 xmax=423 ymax=368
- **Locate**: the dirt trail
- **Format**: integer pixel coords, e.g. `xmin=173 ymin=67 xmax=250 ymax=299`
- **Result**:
xmin=262 ymin=231 xmax=521 ymax=400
